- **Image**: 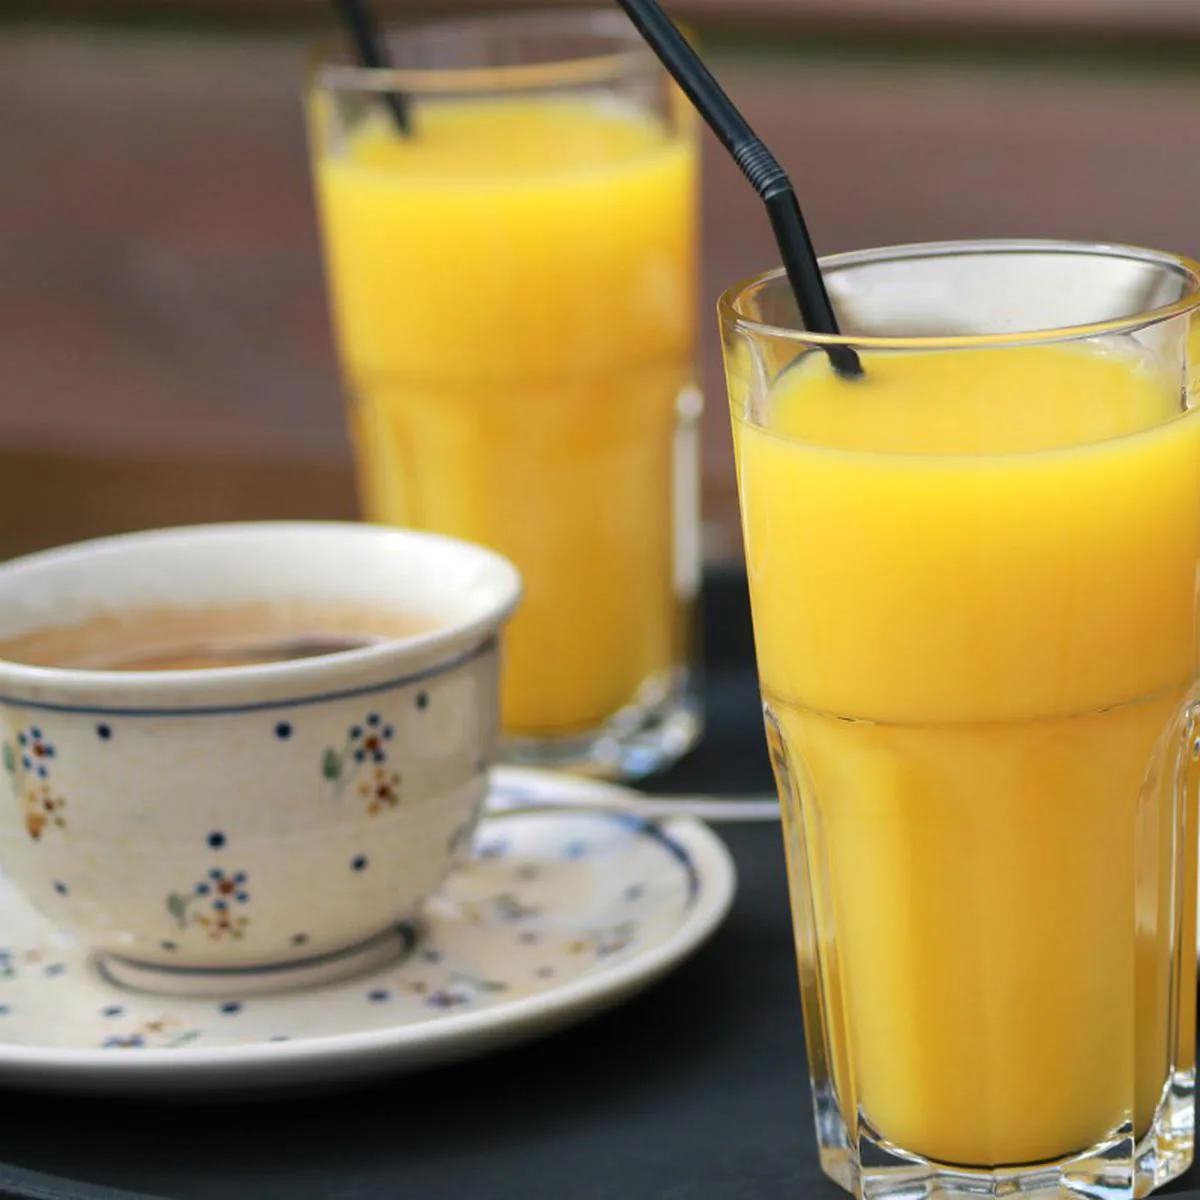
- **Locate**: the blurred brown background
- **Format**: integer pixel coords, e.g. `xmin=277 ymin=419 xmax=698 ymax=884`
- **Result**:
xmin=4 ymin=0 xmax=1200 ymax=563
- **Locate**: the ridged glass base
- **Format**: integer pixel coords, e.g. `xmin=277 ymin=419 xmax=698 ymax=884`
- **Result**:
xmin=501 ymin=667 xmax=702 ymax=781
xmin=809 ymin=1075 xmax=1195 ymax=1200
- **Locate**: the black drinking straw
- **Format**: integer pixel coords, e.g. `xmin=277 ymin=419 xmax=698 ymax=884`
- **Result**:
xmin=616 ymin=0 xmax=862 ymax=378
xmin=332 ymin=0 xmax=411 ymax=135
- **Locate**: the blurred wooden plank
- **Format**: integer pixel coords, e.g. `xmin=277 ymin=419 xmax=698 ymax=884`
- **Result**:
xmin=678 ymin=0 xmax=1200 ymax=37
xmin=5 ymin=29 xmax=1200 ymax=566
xmin=16 ymin=0 xmax=1200 ymax=38
xmin=0 ymin=449 xmax=358 ymax=562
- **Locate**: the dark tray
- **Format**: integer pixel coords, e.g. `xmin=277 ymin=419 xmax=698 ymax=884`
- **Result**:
xmin=1 ymin=575 xmax=1196 ymax=1199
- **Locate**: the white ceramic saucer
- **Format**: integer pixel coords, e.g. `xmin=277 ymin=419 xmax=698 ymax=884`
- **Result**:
xmin=0 ymin=769 xmax=735 ymax=1096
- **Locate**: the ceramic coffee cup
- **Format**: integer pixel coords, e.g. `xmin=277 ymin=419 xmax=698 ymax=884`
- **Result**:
xmin=0 ymin=522 xmax=520 ymax=993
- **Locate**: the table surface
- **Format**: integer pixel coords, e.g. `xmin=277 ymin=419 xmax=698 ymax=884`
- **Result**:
xmin=1 ymin=576 xmax=1198 ymax=1199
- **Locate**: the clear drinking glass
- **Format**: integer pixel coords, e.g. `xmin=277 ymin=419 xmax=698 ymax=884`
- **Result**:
xmin=307 ymin=9 xmax=702 ymax=779
xmin=720 ymin=240 xmax=1200 ymax=1198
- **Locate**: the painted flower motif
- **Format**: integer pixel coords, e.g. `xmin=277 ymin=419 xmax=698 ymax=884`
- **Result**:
xmin=17 ymin=728 xmax=55 ymax=770
xmin=196 ymin=908 xmax=250 ymax=940
xmin=352 ymin=713 xmax=393 ymax=764
xmin=358 ymin=766 xmax=401 ymax=816
xmin=21 ymin=780 xmax=67 ymax=841
xmin=426 ymin=988 xmax=471 ymax=1010
xmin=492 ymin=893 xmax=541 ymax=922
xmin=167 ymin=868 xmax=251 ymax=940
xmin=103 ymin=1034 xmax=146 ymax=1049
xmin=425 ymin=972 xmax=507 ymax=1010
xmin=565 ymin=922 xmax=637 ymax=959
xmin=322 ymin=713 xmax=398 ymax=810
xmin=100 ymin=1018 xmax=199 ymax=1050
xmin=2 ymin=726 xmax=66 ymax=840
xmin=594 ymin=922 xmax=636 ymax=957
xmin=198 ymin=868 xmax=250 ymax=905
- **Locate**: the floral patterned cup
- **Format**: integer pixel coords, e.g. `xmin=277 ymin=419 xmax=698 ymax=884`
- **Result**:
xmin=0 ymin=522 xmax=520 ymax=993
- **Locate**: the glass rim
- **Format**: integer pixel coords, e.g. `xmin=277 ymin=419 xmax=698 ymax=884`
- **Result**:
xmin=718 ymin=239 xmax=1200 ymax=351
xmin=308 ymin=7 xmax=658 ymax=96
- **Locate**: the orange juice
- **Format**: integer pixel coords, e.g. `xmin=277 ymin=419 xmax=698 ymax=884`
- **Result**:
xmin=313 ymin=98 xmax=697 ymax=737
xmin=733 ymin=344 xmax=1200 ymax=1167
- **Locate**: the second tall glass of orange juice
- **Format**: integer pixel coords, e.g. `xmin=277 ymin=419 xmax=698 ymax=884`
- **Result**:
xmin=722 ymin=242 xmax=1200 ymax=1199
xmin=308 ymin=10 xmax=701 ymax=777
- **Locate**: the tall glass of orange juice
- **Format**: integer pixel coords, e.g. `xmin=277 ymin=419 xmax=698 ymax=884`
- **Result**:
xmin=721 ymin=241 xmax=1200 ymax=1199
xmin=307 ymin=9 xmax=701 ymax=778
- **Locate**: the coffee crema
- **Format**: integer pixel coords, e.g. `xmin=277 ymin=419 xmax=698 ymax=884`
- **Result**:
xmin=0 ymin=601 xmax=439 ymax=671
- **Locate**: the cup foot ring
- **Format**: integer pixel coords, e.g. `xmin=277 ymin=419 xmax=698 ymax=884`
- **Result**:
xmin=96 ymin=923 xmax=418 ymax=998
